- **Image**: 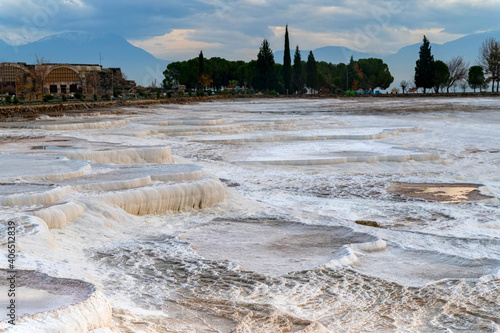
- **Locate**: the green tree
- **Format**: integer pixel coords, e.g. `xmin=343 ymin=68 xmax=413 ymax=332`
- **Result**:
xmin=198 ymin=51 xmax=204 ymax=76
xmin=357 ymin=58 xmax=394 ymax=91
xmin=198 ymin=50 xmax=205 ymax=88
xmin=256 ymin=39 xmax=276 ymax=92
xmin=345 ymin=56 xmax=359 ymax=91
xmin=163 ymin=63 xmax=179 ymax=89
xmin=306 ymin=51 xmax=318 ymax=93
xmin=333 ymin=63 xmax=346 ymax=91
xmin=317 ymin=61 xmax=337 ymax=92
xmin=292 ymin=45 xmax=303 ymax=93
xmin=243 ymin=60 xmax=258 ymax=90
xmin=415 ymin=35 xmax=435 ymax=93
xmin=433 ymin=60 xmax=450 ymax=93
xmin=468 ymin=65 xmax=486 ymax=92
xmin=333 ymin=76 xmax=343 ymax=91
xmin=283 ymin=25 xmax=292 ymax=94
xmin=207 ymin=57 xmax=229 ymax=90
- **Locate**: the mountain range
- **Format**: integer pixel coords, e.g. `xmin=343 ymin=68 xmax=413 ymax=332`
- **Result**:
xmin=0 ymin=32 xmax=169 ymax=87
xmin=1 ymin=30 xmax=500 ymax=90
xmin=275 ymin=30 xmax=500 ymax=89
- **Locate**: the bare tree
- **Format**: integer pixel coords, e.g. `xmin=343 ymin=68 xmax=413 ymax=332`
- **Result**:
xmin=30 ymin=55 xmax=51 ymax=96
xmin=115 ymin=71 xmax=128 ymax=88
xmin=86 ymin=72 xmax=100 ymax=97
xmin=458 ymin=80 xmax=468 ymax=93
xmin=478 ymin=37 xmax=500 ymax=92
xmin=446 ymin=56 xmax=468 ymax=93
xmin=400 ymin=80 xmax=408 ymax=94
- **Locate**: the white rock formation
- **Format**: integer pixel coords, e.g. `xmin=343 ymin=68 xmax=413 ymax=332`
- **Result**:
xmin=0 ymin=186 xmax=73 ymax=207
xmin=65 ymin=147 xmax=173 ymax=164
xmin=237 ymin=153 xmax=441 ymax=166
xmin=0 ymin=271 xmax=112 ymax=333
xmin=102 ymin=177 xmax=226 ymax=215
xmin=194 ymin=127 xmax=422 ymax=143
xmin=32 ymin=201 xmax=85 ymax=229
xmin=19 ymin=119 xmax=130 ymax=131
xmin=0 ymin=155 xmax=90 ymax=182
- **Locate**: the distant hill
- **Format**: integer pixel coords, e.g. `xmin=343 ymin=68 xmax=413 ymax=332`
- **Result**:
xmin=275 ymin=30 xmax=500 ymax=90
xmin=3 ymin=30 xmax=500 ymax=91
xmin=275 ymin=46 xmax=379 ymax=64
xmin=384 ymin=30 xmax=500 ymax=87
xmin=0 ymin=32 xmax=170 ymax=86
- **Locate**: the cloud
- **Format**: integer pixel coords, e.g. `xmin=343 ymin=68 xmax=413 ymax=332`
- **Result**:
xmin=0 ymin=0 xmax=498 ymax=60
xmin=130 ymin=30 xmax=221 ymax=60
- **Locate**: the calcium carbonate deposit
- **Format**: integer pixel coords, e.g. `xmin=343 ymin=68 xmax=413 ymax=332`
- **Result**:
xmin=1 ymin=97 xmax=499 ymax=332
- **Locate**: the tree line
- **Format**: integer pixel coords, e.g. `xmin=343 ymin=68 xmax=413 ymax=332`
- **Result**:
xmin=163 ymin=26 xmax=394 ymax=94
xmin=412 ymin=35 xmax=500 ymax=93
xmin=163 ymin=27 xmax=499 ymax=94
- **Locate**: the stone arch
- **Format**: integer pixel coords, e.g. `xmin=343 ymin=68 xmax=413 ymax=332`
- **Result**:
xmin=44 ymin=65 xmax=83 ymax=96
xmin=0 ymin=63 xmax=32 ymax=97
xmin=0 ymin=63 xmax=31 ymax=83
xmin=45 ymin=66 xmax=82 ymax=83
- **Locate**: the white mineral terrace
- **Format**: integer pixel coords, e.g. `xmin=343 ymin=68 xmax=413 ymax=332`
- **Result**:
xmin=0 ymin=124 xmax=226 ymax=331
xmin=0 ymin=270 xmax=112 ymax=333
xmin=0 ymin=98 xmax=499 ymax=332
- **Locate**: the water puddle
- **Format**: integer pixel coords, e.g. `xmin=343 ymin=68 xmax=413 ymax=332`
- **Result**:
xmin=180 ymin=218 xmax=380 ymax=276
xmin=387 ymin=182 xmax=493 ymax=203
xmin=31 ymin=145 xmax=84 ymax=150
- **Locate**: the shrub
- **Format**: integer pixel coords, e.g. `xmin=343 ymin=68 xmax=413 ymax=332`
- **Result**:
xmin=74 ymin=91 xmax=83 ymax=100
xmin=276 ymin=82 xmax=285 ymax=95
xmin=5 ymin=95 xmax=12 ymax=104
xmin=61 ymin=95 xmax=67 ymax=102
xmin=13 ymin=96 xmax=20 ymax=104
xmin=156 ymin=92 xmax=160 ymax=99
xmin=188 ymin=91 xmax=192 ymax=97
xmin=166 ymin=91 xmax=172 ymax=98
xmin=101 ymin=94 xmax=110 ymax=101
xmin=206 ymin=90 xmax=212 ymax=96
xmin=43 ymin=94 xmax=54 ymax=102
xmin=197 ymin=90 xmax=204 ymax=97
xmin=93 ymin=94 xmax=98 ymax=101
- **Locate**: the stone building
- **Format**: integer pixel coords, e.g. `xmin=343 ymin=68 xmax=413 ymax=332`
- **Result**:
xmin=0 ymin=62 xmax=134 ymax=100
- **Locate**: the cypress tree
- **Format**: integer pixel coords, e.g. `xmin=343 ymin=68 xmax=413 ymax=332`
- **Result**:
xmin=199 ymin=50 xmax=204 ymax=72
xmin=198 ymin=50 xmax=204 ymax=89
xmin=415 ymin=35 xmax=435 ymax=93
xmin=283 ymin=25 xmax=291 ymax=94
xmin=346 ymin=56 xmax=357 ymax=90
xmin=292 ymin=45 xmax=303 ymax=93
xmin=306 ymin=51 xmax=318 ymax=93
xmin=256 ymin=39 xmax=276 ymax=92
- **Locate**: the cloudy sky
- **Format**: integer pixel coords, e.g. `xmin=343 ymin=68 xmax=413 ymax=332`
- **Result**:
xmin=0 ymin=0 xmax=499 ymax=61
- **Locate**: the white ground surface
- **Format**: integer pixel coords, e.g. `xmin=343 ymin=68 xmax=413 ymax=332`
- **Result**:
xmin=0 ymin=97 xmax=499 ymax=332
